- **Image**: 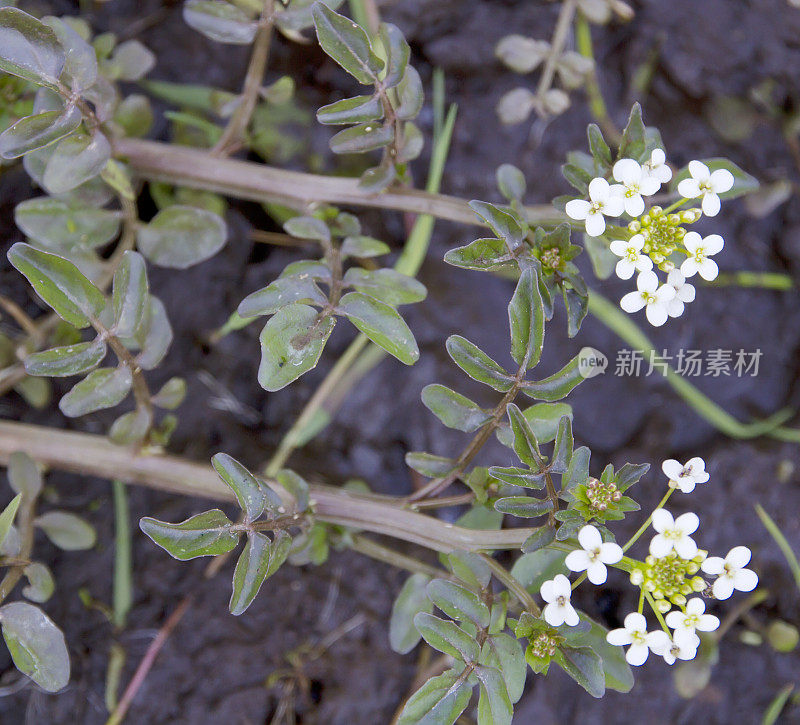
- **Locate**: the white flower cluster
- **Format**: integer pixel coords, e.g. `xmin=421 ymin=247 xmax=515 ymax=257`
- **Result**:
xmin=604 ymin=456 xmax=758 ymax=666
xmin=565 ymin=152 xmax=735 ymax=326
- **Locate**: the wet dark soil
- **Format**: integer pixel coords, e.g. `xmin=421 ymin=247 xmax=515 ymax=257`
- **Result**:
xmin=2 ymin=0 xmax=800 ymax=722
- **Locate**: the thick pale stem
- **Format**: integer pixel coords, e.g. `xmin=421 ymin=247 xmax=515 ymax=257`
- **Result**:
xmin=0 ymin=421 xmax=536 ymax=553
xmin=114 ymin=139 xmax=563 ymax=228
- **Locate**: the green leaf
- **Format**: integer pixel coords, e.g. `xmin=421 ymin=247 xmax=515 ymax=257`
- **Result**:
xmin=474 ymin=665 xmax=513 ymax=725
xmin=317 ymin=94 xmax=382 ymax=125
xmin=0 ymin=107 xmax=81 ymax=159
xmin=379 ymin=22 xmax=410 ymax=87
xmin=21 ymin=562 xmax=54 ymax=603
xmin=405 ymin=452 xmax=456 ymax=478
xmin=59 ymin=366 xmax=132 ymax=417
xmin=487 ymin=466 xmax=545 ymax=490
xmin=7 ymin=452 xmax=42 ymax=499
xmin=390 ymin=573 xmax=433 ymax=654
xmin=480 ymin=634 xmax=526 ymax=703
xmin=421 ymin=384 xmax=491 ymax=433
xmin=497 ymin=402 xmax=572 ymax=447
xmin=329 ymin=121 xmax=393 ymax=154
xmin=521 ymin=348 xmax=597 ymax=401
xmin=510 ymin=549 xmax=568 ymax=593
xmin=583 ymin=233 xmax=617 ymax=280
xmin=107 ymin=40 xmax=155 ymax=81
xmin=42 ymin=132 xmax=111 ymax=195
xmin=7 ymin=242 xmax=105 ymax=328
xmin=562 ymin=614 xmax=634 ymax=693
xmin=15 ymin=198 xmax=121 ymax=251
xmin=212 ymin=453 xmax=282 ymax=521
xmin=0 ymin=8 xmax=65 ymax=86
xmin=618 ymin=103 xmax=646 ymax=162
xmin=338 ymin=292 xmax=419 ymax=365
xmin=134 ymin=298 xmax=173 ymax=370
xmin=468 ymin=200 xmax=525 ymax=248
xmin=34 ymin=511 xmax=96 ymax=550
xmin=112 ymin=251 xmax=149 ymax=338
xmin=139 ymin=509 xmax=239 ymax=560
xmin=672 ymin=157 xmax=759 ymax=200
xmin=41 ymin=16 xmax=97 ymax=91
xmin=312 ymin=4 xmax=384 ymax=85
xmin=445 ymin=551 xmax=492 ymax=590
xmin=508 ymin=267 xmax=544 ymax=369
xmin=397 ymin=669 xmax=472 ymax=725
xmin=587 ymin=124 xmax=611 ymax=169
xmin=258 ymin=303 xmax=335 ymax=391
xmin=109 ymin=408 xmax=151 ymax=446
xmin=238 ymin=275 xmax=327 ymax=318
xmin=552 ymin=646 xmax=605 ymax=698
xmin=551 ymin=415 xmax=573 ymax=473
xmin=444 ymin=237 xmax=514 ymax=271
xmin=427 ymin=579 xmax=490 ymax=628
xmin=340 ymin=235 xmax=390 ymax=258
xmin=137 ymin=205 xmax=227 ymax=269
xmin=414 ymin=612 xmax=480 ymax=662
xmin=521 ymin=525 xmax=556 ymax=552
xmin=25 ymin=338 xmax=107 ymax=378
xmin=563 ymin=445 xmax=590 ymax=493
xmin=229 ymin=530 xmax=291 ymax=615
xmin=496 ymin=164 xmax=526 ymax=202
xmin=494 ymin=496 xmax=552 ymax=518
xmin=343 ymin=268 xmax=427 ymax=306
xmin=359 ymin=161 xmax=396 ymax=191
xmin=506 ymin=403 xmax=543 ymax=469
xmin=114 ymin=94 xmax=154 ymax=137
xmin=283 ymin=215 xmax=330 ymax=242
xmin=151 ymin=377 xmax=187 ymax=410
xmin=183 ymin=0 xmax=258 ymax=44
xmin=0 ymin=602 xmax=69 ymax=692
xmin=445 ymin=335 xmax=514 ymax=392
xmin=0 ymin=494 xmax=22 ymax=551
xmin=396 ymin=66 xmax=424 ymax=120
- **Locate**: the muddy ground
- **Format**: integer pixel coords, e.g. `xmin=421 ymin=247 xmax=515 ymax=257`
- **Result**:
xmin=1 ymin=0 xmax=800 ymax=722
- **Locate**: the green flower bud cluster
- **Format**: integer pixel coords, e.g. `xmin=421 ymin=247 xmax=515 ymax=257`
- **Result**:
xmin=528 ymin=631 xmax=559 ymax=658
xmin=630 ymin=550 xmax=707 ymax=612
xmin=627 ymin=206 xmax=702 ymax=273
xmin=585 ymin=476 xmax=622 ymax=513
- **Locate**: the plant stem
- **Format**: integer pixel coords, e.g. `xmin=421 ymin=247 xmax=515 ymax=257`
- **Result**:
xmin=114 ymin=138 xmax=563 ymax=228
xmin=0 ymin=488 xmax=36 ymax=604
xmin=0 ymin=420 xmax=539 ymax=553
xmin=346 ymin=535 xmax=447 ymax=579
xmin=481 ymin=554 xmax=541 ymax=615
xmin=212 ymin=1 xmax=276 ymax=156
xmin=537 ymin=0 xmax=578 ymax=104
xmin=112 ymin=481 xmax=133 ymax=629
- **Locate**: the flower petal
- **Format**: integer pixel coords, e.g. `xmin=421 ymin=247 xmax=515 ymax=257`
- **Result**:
xmin=701 ymin=192 xmax=721 ymax=217
xmin=665 ymin=611 xmax=684 ymax=629
xmin=616 ymin=259 xmax=635 ymax=280
xmin=733 ymin=568 xmax=758 ymax=593
xmin=606 ymin=628 xmax=633 ymax=646
xmin=651 ymin=149 xmax=666 ymax=166
xmin=584 ymin=211 xmax=606 ymax=237
xmin=646 ymin=630 xmax=671 ymax=655
xmin=588 ymin=176 xmax=611 ymax=201
xmin=678 ymin=178 xmax=701 ymax=199
xmin=710 ymin=168 xmax=734 ymax=193
xmin=685 ymin=597 xmax=705 ymax=615
xmin=637 ymin=270 xmax=659 ymax=293
xmin=639 ymin=175 xmax=661 ymax=196
xmin=712 ymin=576 xmax=735 ymax=600
xmin=621 ymin=291 xmax=646 ymax=313
xmin=624 ymin=612 xmax=647 ymax=632
xmin=540 ymin=579 xmax=555 ymax=603
xmin=578 ymin=525 xmax=602 ymax=551
xmin=565 ymin=550 xmax=591 ymax=573
xmin=675 ymin=536 xmax=698 ymax=560
xmin=635 ymin=255 xmax=654 ymax=273
xmin=678 ymin=283 xmax=696 ymax=303
xmin=662 ymin=459 xmax=683 ymax=480
xmin=675 ymin=512 xmax=700 ymax=535
xmin=701 ymin=556 xmax=725 ymax=576
xmin=626 ymin=642 xmax=649 ymax=666
xmin=609 ymin=239 xmax=629 ymax=257
xmin=563 ymin=604 xmax=580 ymax=626
xmin=565 ymin=199 xmax=591 ymax=221
xmin=703 ymin=234 xmax=724 ymax=255
xmin=599 ymin=542 xmax=623 ymax=565
xmin=613 ymin=158 xmax=642 ymax=185
xmin=602 ymin=192 xmax=625 ymax=217
xmin=677 ymin=479 xmax=696 ymax=493
xmin=552 ymin=573 xmax=572 ymax=597
xmin=586 ymin=561 xmax=608 ymax=585
xmin=646 ymin=302 xmax=669 ymax=327
xmin=667 ymin=297 xmax=685 ymax=318
xmin=697 ymin=614 xmax=720 ymax=632
xmin=680 ymin=258 xmax=699 ymax=278
xmin=624 ymin=194 xmax=645 ymax=217
xmin=543 ymin=603 xmax=564 ymax=627
xmin=726 ymin=546 xmax=752 ymax=568
xmin=698 ymin=258 xmax=719 ymax=281
xmin=649 ymin=534 xmax=673 ymax=558
xmin=651 ymin=508 xmax=674 ymax=533
xmin=688 ymin=160 xmax=710 ymax=180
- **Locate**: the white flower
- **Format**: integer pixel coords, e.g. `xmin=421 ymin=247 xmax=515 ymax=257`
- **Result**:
xmin=612 ymin=158 xmax=661 ymax=216
xmin=701 ymin=546 xmax=758 ymax=600
xmin=661 ymin=456 xmax=709 ymax=493
xmin=680 ymin=231 xmax=724 ymax=281
xmin=619 ymin=270 xmax=676 ymax=327
xmin=665 ymin=598 xmax=720 ymax=639
xmin=565 ymin=177 xmax=625 ymax=237
xmin=676 ymin=160 xmax=734 ymax=216
xmin=565 ymin=525 xmax=623 ymax=584
xmin=643 ymin=148 xmax=672 ymax=185
xmin=649 ymin=508 xmax=700 ymax=559
xmin=664 ymin=269 xmax=696 ymax=318
xmin=661 ymin=631 xmax=700 ymax=665
xmin=540 ymin=574 xmax=579 ymax=627
xmin=610 ymin=234 xmax=653 ymax=280
xmin=606 ymin=612 xmax=671 ymax=666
